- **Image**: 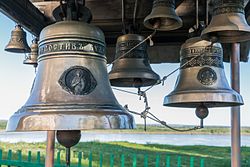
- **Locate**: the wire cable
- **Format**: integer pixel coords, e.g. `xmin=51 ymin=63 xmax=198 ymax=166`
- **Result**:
xmin=107 ymin=30 xmax=157 ymax=67
xmin=133 ymin=0 xmax=138 ymax=30
xmin=122 ymin=0 xmax=126 ymax=34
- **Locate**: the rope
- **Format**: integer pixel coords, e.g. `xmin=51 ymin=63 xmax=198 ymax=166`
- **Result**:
xmin=107 ymin=30 xmax=157 ymax=67
xmin=111 ymin=42 xmax=215 ymax=132
xmin=127 ymin=109 xmax=201 ymax=132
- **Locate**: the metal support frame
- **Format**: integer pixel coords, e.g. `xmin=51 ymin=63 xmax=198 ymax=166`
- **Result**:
xmin=45 ymin=131 xmax=55 ymax=167
xmin=230 ymin=43 xmax=241 ymax=167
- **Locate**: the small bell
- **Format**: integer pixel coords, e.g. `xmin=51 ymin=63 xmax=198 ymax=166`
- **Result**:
xmin=109 ymin=34 xmax=160 ymax=88
xmin=144 ymin=0 xmax=182 ymax=31
xmin=164 ymin=37 xmax=244 ymax=108
xmin=5 ymin=25 xmax=31 ymax=53
xmin=23 ymin=39 xmax=38 ymax=67
xmin=201 ymin=0 xmax=250 ymax=43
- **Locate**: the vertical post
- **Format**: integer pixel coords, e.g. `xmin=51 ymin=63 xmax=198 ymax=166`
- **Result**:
xmin=89 ymin=152 xmax=92 ymax=167
xmin=100 ymin=152 xmax=103 ymax=167
xmin=155 ymin=154 xmax=160 ymax=167
xmin=144 ymin=154 xmax=148 ymax=167
xmin=190 ymin=157 xmax=194 ymax=167
xmin=230 ymin=43 xmax=241 ymax=167
xmin=200 ymin=158 xmax=204 ymax=167
xmin=166 ymin=155 xmax=170 ymax=167
xmin=78 ymin=152 xmax=82 ymax=167
xmin=66 ymin=147 xmax=71 ymax=167
xmin=56 ymin=151 xmax=61 ymax=165
xmin=37 ymin=151 xmax=41 ymax=164
xmin=27 ymin=151 xmax=32 ymax=162
xmin=177 ymin=156 xmax=181 ymax=167
xmin=45 ymin=131 xmax=55 ymax=167
xmin=121 ymin=154 xmax=125 ymax=167
xmin=133 ymin=154 xmax=136 ymax=167
xmin=110 ymin=154 xmax=114 ymax=167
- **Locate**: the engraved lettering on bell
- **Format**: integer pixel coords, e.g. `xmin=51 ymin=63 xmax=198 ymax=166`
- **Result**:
xmin=116 ymin=40 xmax=147 ymax=59
xmin=197 ymin=67 xmax=217 ymax=85
xmin=58 ymin=66 xmax=97 ymax=95
xmin=212 ymin=0 xmax=244 ymax=15
xmin=39 ymin=41 xmax=105 ymax=55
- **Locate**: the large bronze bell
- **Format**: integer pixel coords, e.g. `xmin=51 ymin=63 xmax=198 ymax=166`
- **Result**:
xmin=201 ymin=0 xmax=250 ymax=43
xmin=164 ymin=37 xmax=243 ymax=108
xmin=144 ymin=0 xmax=182 ymax=31
xmin=23 ymin=39 xmax=38 ymax=67
xmin=5 ymin=25 xmax=31 ymax=53
xmin=6 ymin=20 xmax=134 ymax=131
xmin=109 ymin=34 xmax=160 ymax=88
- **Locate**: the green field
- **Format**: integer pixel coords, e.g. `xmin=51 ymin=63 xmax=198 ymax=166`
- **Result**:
xmin=1 ymin=120 xmax=250 ymax=135
xmin=0 ymin=141 xmax=250 ymax=166
xmin=1 ymin=120 xmax=250 ymax=166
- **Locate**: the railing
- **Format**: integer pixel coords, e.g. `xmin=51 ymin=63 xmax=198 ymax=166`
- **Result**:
xmin=0 ymin=149 xmax=205 ymax=167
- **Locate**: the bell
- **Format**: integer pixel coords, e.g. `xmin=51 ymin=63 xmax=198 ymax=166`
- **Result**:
xmin=109 ymin=34 xmax=160 ymax=88
xmin=23 ymin=39 xmax=38 ymax=67
xmin=6 ymin=20 xmax=135 ymax=131
xmin=201 ymin=0 xmax=250 ymax=43
xmin=5 ymin=25 xmax=31 ymax=53
xmin=164 ymin=37 xmax=243 ymax=108
xmin=144 ymin=0 xmax=182 ymax=31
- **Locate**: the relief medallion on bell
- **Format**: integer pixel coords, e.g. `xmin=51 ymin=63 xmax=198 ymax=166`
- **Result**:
xmin=58 ymin=66 xmax=97 ymax=95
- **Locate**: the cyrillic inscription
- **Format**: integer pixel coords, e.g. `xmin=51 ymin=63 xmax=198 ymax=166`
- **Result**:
xmin=39 ymin=41 xmax=105 ymax=55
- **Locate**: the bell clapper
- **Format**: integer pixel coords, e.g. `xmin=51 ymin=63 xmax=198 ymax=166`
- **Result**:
xmin=210 ymin=36 xmax=218 ymax=44
xmin=200 ymin=119 xmax=204 ymax=128
xmin=152 ymin=19 xmax=161 ymax=30
xmin=149 ymin=36 xmax=154 ymax=46
xmin=195 ymin=104 xmax=209 ymax=128
xmin=56 ymin=130 xmax=81 ymax=167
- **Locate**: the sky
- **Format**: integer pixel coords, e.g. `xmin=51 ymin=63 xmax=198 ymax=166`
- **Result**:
xmin=0 ymin=13 xmax=250 ymax=127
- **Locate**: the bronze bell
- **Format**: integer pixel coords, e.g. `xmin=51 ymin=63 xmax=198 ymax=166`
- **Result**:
xmin=144 ymin=0 xmax=182 ymax=31
xmin=164 ymin=37 xmax=243 ymax=108
xmin=201 ymin=0 xmax=250 ymax=43
xmin=5 ymin=25 xmax=31 ymax=53
xmin=6 ymin=20 xmax=135 ymax=131
xmin=23 ymin=39 xmax=38 ymax=67
xmin=109 ymin=34 xmax=160 ymax=88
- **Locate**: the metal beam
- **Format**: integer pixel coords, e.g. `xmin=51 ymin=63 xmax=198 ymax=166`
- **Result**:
xmin=0 ymin=0 xmax=49 ymax=36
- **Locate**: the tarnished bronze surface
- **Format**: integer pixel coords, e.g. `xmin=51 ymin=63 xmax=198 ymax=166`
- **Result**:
xmin=23 ymin=39 xmax=38 ymax=67
xmin=56 ymin=130 xmax=81 ymax=148
xmin=5 ymin=25 xmax=31 ymax=53
xmin=164 ymin=37 xmax=243 ymax=108
xmin=109 ymin=34 xmax=160 ymax=88
xmin=144 ymin=0 xmax=182 ymax=31
xmin=201 ymin=0 xmax=250 ymax=43
xmin=6 ymin=20 xmax=135 ymax=131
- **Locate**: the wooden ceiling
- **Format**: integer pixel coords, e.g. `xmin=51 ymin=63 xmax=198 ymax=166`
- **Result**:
xmin=0 ymin=0 xmax=249 ymax=63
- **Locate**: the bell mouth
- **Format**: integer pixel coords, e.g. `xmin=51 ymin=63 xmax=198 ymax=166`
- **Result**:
xmin=163 ymin=89 xmax=244 ymax=108
xmin=6 ymin=104 xmax=135 ymax=131
xmin=145 ymin=16 xmax=182 ymax=31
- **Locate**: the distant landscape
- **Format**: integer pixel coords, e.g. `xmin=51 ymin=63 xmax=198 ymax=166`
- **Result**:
xmin=0 ymin=120 xmax=250 ymax=166
xmin=1 ymin=120 xmax=250 ymax=135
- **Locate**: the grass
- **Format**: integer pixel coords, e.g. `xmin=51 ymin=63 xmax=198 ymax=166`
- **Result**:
xmin=0 ymin=141 xmax=250 ymax=167
xmin=1 ymin=120 xmax=250 ymax=135
xmin=0 ymin=120 xmax=7 ymax=130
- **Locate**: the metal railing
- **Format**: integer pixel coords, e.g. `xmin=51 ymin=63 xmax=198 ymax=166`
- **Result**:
xmin=0 ymin=149 xmax=205 ymax=167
